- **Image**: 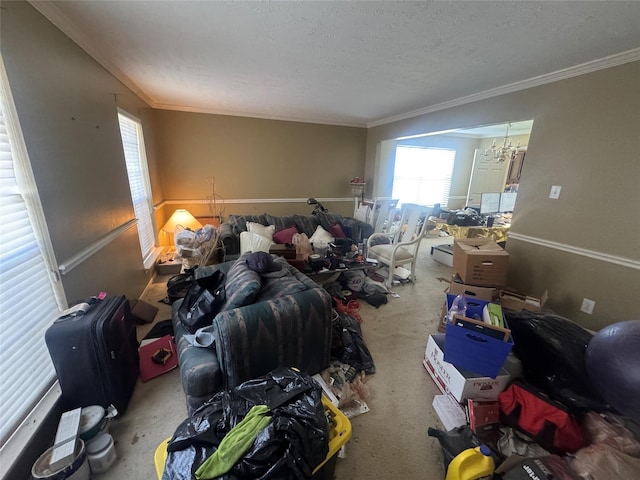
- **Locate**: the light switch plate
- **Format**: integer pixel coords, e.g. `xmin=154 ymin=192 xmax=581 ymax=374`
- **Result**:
xmin=549 ymin=185 xmax=562 ymax=199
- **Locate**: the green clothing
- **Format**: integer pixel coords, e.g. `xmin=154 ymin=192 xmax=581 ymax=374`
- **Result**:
xmin=195 ymin=404 xmax=272 ymax=479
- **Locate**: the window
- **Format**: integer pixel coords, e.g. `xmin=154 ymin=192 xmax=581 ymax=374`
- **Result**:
xmin=117 ymin=110 xmax=156 ymax=263
xmin=391 ymin=146 xmax=456 ymax=207
xmin=0 ymin=57 xmax=65 ymax=447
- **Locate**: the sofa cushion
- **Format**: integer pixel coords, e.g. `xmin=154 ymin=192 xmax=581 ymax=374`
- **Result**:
xmin=273 ymin=225 xmax=299 ymax=244
xmin=293 ymin=215 xmax=320 ymax=238
xmin=221 ymin=254 xmax=262 ymax=311
xmin=345 ymin=217 xmax=373 ymax=240
xmin=315 ymin=211 xmax=344 ymax=231
xmin=256 ymin=264 xmax=308 ymax=301
xmin=265 ymin=214 xmax=298 ymax=233
xmin=229 ymin=214 xmax=268 ymax=236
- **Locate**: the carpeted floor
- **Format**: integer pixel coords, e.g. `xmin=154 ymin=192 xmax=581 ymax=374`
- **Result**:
xmin=95 ymin=235 xmax=454 ymax=480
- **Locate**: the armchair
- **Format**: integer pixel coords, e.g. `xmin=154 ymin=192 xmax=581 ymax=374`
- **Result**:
xmin=366 ymin=203 xmax=433 ymax=288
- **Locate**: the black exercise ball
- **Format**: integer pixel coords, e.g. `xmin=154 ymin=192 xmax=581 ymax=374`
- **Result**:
xmin=585 ymin=320 xmax=640 ymax=424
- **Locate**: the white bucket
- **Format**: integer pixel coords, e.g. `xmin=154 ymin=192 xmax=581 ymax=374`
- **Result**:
xmin=32 ymin=439 xmax=90 ymax=480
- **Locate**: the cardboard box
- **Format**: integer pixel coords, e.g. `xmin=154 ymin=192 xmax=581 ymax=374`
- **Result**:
xmin=500 ymin=289 xmax=549 ymax=312
xmin=466 ymin=399 xmax=500 ymax=434
xmin=453 ymin=239 xmax=509 ymax=286
xmin=449 ymin=274 xmax=497 ymax=302
xmin=431 ymin=244 xmax=454 ymax=267
xmin=423 ymin=334 xmax=511 ymax=402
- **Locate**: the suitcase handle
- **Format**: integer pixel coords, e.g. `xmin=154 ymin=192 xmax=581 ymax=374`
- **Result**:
xmin=54 ymin=302 xmax=92 ymax=323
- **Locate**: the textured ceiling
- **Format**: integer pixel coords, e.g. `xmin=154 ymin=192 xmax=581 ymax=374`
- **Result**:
xmin=32 ymin=1 xmax=640 ymax=127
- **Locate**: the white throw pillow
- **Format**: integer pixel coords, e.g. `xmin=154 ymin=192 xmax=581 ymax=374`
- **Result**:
xmin=247 ymin=222 xmax=275 ymax=241
xmin=240 ymin=231 xmax=273 ymax=255
xmin=309 ymin=225 xmax=334 ymax=245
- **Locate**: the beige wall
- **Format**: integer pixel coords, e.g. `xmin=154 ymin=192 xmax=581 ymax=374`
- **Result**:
xmin=150 ymin=109 xmax=367 ymax=233
xmin=1 ymin=1 xmax=156 ymax=303
xmin=367 ymin=62 xmax=640 ymax=330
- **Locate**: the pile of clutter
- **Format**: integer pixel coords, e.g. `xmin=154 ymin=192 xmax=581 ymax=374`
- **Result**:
xmin=174 ymin=223 xmax=220 ymax=268
xmin=425 ymin=239 xmax=640 ymax=479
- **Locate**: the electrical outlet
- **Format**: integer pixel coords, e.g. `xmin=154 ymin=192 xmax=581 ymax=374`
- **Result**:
xmin=580 ymin=298 xmax=596 ymax=314
xmin=549 ymin=185 xmax=562 ymax=199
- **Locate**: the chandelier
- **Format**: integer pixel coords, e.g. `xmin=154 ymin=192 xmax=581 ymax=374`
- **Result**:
xmin=483 ymin=123 xmax=519 ymax=163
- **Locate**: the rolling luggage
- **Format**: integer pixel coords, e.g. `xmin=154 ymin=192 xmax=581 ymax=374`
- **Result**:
xmin=45 ymin=295 xmax=139 ymax=412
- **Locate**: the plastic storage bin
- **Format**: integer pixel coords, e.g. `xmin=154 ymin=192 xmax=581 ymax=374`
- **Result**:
xmin=154 ymin=396 xmax=352 ymax=479
xmin=443 ymin=293 xmax=514 ymax=379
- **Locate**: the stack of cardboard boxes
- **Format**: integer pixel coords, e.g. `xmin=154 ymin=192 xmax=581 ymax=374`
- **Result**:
xmin=425 ymin=239 xmax=516 ymax=431
xmin=437 ymin=238 xmax=510 ymax=333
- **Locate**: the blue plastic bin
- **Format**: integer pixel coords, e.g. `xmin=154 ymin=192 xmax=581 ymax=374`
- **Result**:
xmin=443 ymin=293 xmax=513 ymax=378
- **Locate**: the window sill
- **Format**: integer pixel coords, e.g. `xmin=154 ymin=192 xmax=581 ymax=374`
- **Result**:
xmin=143 ymin=246 xmax=164 ymax=270
xmin=0 ymin=383 xmax=61 ymax=480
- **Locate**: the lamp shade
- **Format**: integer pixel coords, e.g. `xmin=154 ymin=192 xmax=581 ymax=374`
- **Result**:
xmin=162 ymin=209 xmax=202 ymax=233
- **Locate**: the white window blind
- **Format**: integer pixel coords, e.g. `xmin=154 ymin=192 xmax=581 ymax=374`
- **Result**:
xmin=0 ymin=59 xmax=64 ymax=446
xmin=117 ymin=111 xmax=156 ymax=261
xmin=392 ymin=146 xmax=456 ymax=207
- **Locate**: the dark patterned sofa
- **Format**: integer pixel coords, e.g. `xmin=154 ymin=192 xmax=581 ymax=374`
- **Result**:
xmin=218 ymin=212 xmax=374 ymax=261
xmin=171 ymin=253 xmax=332 ymax=413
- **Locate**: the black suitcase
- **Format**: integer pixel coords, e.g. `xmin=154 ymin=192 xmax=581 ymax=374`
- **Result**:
xmin=45 ymin=295 xmax=139 ymax=412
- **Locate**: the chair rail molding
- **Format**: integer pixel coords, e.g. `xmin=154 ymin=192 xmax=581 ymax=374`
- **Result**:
xmin=155 ymin=197 xmax=352 ymax=209
xmin=507 ymin=232 xmax=640 ymax=270
xmin=58 ymin=219 xmax=138 ymax=274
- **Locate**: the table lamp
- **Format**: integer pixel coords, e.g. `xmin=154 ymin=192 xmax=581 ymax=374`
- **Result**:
xmin=161 ymin=209 xmax=202 ymax=246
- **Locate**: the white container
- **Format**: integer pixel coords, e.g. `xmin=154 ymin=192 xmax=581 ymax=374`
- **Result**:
xmin=86 ymin=433 xmax=117 ymax=473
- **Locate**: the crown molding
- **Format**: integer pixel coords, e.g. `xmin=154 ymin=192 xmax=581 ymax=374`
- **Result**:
xmin=368 ymin=48 xmax=640 ymax=128
xmin=150 ymin=101 xmax=366 ymax=128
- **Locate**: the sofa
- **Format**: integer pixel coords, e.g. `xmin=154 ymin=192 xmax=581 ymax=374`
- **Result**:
xmin=218 ymin=211 xmax=374 ymax=261
xmin=171 ymin=253 xmax=333 ymax=413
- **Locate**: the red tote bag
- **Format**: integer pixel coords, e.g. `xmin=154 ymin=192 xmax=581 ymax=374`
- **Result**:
xmin=498 ymin=381 xmax=585 ymax=453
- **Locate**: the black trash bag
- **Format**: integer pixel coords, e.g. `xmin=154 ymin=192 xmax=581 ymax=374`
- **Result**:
xmin=505 ymin=310 xmax=608 ymax=412
xmin=163 ymin=367 xmax=329 ymax=480
xmin=177 ymin=270 xmax=226 ymax=334
xmin=330 ymin=313 xmax=375 ymax=375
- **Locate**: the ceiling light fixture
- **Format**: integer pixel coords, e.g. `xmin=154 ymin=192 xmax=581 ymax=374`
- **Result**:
xmin=483 ymin=123 xmax=520 ymax=163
